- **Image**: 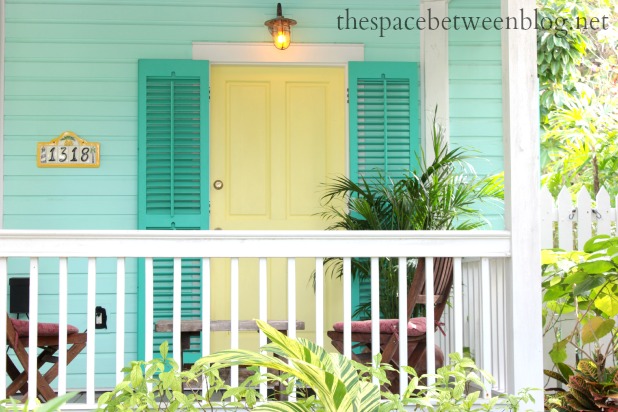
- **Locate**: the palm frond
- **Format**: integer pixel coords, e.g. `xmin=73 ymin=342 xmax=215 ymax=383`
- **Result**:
xmin=316 ymin=113 xmax=504 ymax=318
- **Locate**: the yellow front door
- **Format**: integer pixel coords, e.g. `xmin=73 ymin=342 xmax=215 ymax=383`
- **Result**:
xmin=209 ymin=66 xmax=345 ymax=350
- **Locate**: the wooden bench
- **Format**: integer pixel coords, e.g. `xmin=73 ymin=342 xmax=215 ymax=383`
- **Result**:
xmin=155 ymin=319 xmax=305 ymax=366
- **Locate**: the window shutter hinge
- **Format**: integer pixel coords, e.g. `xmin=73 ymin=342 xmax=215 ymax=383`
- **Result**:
xmin=209 ymin=87 xmax=211 ymax=101
xmin=347 ymin=88 xmax=349 ymax=104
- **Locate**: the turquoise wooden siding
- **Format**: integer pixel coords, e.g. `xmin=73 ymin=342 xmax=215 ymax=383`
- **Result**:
xmin=449 ymin=0 xmax=505 ymax=229
xmin=2 ymin=0 xmax=503 ymax=389
xmin=348 ymin=62 xmax=420 ymax=316
xmin=137 ymin=59 xmax=209 ymax=364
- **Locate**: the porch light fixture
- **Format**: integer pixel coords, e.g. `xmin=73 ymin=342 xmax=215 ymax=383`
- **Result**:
xmin=264 ymin=3 xmax=297 ymax=50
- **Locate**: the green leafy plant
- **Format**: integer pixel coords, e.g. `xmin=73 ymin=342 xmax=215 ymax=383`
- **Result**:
xmin=387 ymin=353 xmax=536 ymax=412
xmin=542 ymin=235 xmax=618 ymax=366
xmin=96 ymin=341 xmax=263 ymax=411
xmin=538 ymin=0 xmax=618 ymax=197
xmin=537 ymin=0 xmax=589 ymax=123
xmin=195 ymin=319 xmax=384 ymax=411
xmin=0 ymin=392 xmax=76 ymax=412
xmin=319 ymin=118 xmax=503 ymax=319
xmin=197 ymin=322 xmax=535 ymax=412
xmin=99 ymin=322 xmax=536 ymax=411
xmin=545 ymin=359 xmax=618 ymax=411
xmin=542 ymin=235 xmax=618 ymax=410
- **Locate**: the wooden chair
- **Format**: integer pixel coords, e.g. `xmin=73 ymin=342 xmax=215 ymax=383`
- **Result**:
xmin=327 ymin=257 xmax=454 ymax=393
xmin=5 ymin=315 xmax=87 ymax=401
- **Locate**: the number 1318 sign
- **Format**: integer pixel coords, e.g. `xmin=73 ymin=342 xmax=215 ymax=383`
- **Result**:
xmin=38 ymin=131 xmax=100 ymax=168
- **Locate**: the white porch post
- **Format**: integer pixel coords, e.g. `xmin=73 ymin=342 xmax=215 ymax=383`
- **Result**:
xmin=420 ymin=0 xmax=449 ymax=163
xmin=501 ymin=0 xmax=543 ymax=407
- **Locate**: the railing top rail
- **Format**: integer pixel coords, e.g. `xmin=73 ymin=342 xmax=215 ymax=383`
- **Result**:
xmin=0 ymin=230 xmax=511 ymax=258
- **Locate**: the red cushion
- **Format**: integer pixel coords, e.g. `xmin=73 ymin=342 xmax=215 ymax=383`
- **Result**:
xmin=10 ymin=318 xmax=79 ymax=337
xmin=332 ymin=317 xmax=428 ymax=337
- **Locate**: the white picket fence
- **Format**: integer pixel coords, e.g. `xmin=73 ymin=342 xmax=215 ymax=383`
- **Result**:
xmin=540 ymin=185 xmax=618 ymax=386
xmin=448 ymin=185 xmax=617 ymax=392
xmin=541 ymin=186 xmax=617 ymax=250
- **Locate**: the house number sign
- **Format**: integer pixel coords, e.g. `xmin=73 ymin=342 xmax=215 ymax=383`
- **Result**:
xmin=37 ymin=131 xmax=100 ymax=168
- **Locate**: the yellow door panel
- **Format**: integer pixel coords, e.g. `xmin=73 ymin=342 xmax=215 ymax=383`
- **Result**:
xmin=209 ymin=66 xmax=345 ymax=352
xmin=226 ymin=82 xmax=270 ymax=218
xmin=211 ymin=66 xmax=345 ymax=229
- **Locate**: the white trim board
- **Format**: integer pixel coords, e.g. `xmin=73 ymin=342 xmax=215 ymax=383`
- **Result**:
xmin=419 ymin=0 xmax=449 ymax=161
xmin=0 ymin=0 xmax=5 ymax=228
xmin=193 ymin=42 xmax=364 ymax=65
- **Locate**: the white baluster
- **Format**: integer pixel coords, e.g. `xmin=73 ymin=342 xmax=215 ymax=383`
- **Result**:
xmin=116 ymin=258 xmax=126 ymax=385
xmin=58 ymin=257 xmax=68 ymax=396
xmin=87 ymin=258 xmax=96 ymax=404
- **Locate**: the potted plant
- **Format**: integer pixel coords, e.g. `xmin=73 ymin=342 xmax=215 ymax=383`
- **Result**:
xmin=319 ymin=118 xmax=504 ymax=319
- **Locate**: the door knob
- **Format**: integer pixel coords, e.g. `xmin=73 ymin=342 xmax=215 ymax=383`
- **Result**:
xmin=213 ymin=180 xmax=224 ymax=190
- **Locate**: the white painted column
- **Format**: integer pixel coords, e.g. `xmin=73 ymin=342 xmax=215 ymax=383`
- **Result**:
xmin=420 ymin=0 xmax=450 ymax=163
xmin=501 ymin=0 xmax=543 ymax=408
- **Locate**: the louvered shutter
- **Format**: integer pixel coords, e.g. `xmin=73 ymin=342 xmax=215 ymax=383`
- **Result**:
xmin=137 ymin=60 xmax=209 ymax=362
xmin=348 ymin=62 xmax=420 ymax=318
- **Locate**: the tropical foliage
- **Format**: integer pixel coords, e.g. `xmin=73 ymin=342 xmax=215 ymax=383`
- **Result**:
xmin=542 ymin=235 xmax=618 ymax=411
xmin=196 ymin=320 xmax=385 ymax=412
xmin=319 ymin=120 xmax=503 ymax=319
xmin=96 ymin=341 xmax=265 ymax=411
xmin=545 ymin=359 xmax=618 ymax=412
xmin=97 ymin=321 xmax=536 ymax=411
xmin=538 ymin=0 xmax=618 ymax=197
xmin=393 ymin=353 xmax=535 ymax=412
xmin=0 ymin=393 xmax=75 ymax=412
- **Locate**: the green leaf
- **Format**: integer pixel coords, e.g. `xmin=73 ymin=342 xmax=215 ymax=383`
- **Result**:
xmin=563 ymin=270 xmax=588 ymax=285
xmin=549 ymin=275 xmax=562 ymax=286
xmin=544 ymin=285 xmax=568 ymax=302
xmin=581 ymin=317 xmax=615 ymax=344
xmin=253 ymin=402 xmax=312 ymax=412
xmin=159 ymin=370 xmax=175 ymax=390
xmin=130 ymin=364 xmax=144 ymax=388
xmin=35 ymin=392 xmax=77 ymax=412
xmin=573 ymin=276 xmax=605 ymax=295
xmin=583 ymin=235 xmax=615 ymax=253
xmin=160 ymin=341 xmax=169 ymax=359
xmin=465 ymin=391 xmax=480 ymax=406
xmin=595 ymin=293 xmax=618 ymax=317
xmin=355 ymin=381 xmax=380 ymax=412
xmin=542 ymin=249 xmax=559 ymax=265
xmin=550 ymin=339 xmax=568 ymax=364
xmin=546 ymin=301 xmax=575 ymax=314
xmin=578 ymin=260 xmax=614 ymax=274
xmin=97 ymin=392 xmax=112 ymax=407
xmin=557 ymin=363 xmax=574 ymax=381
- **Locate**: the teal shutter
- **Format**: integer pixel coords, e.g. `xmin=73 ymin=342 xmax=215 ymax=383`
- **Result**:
xmin=348 ymin=62 xmax=420 ymax=318
xmin=137 ymin=59 xmax=209 ymax=362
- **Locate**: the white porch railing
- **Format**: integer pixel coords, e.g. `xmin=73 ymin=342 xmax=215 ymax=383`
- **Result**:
xmin=0 ymin=230 xmax=529 ymax=410
xmin=439 ymin=257 xmax=509 ymax=394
